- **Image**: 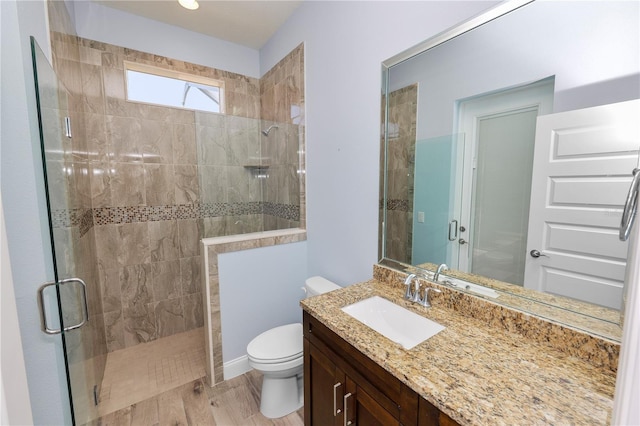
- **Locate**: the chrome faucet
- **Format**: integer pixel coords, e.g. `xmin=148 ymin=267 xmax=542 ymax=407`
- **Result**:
xmin=433 ymin=263 xmax=448 ymax=283
xmin=403 ymin=273 xmax=441 ymax=307
xmin=403 ymin=274 xmax=417 ymax=300
xmin=419 ymin=286 xmax=442 ymax=308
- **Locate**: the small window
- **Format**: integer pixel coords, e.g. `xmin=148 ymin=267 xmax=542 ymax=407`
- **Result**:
xmin=124 ymin=62 xmax=224 ymax=114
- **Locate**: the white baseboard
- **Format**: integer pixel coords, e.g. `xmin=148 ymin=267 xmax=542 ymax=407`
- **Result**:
xmin=223 ymin=355 xmax=252 ymax=380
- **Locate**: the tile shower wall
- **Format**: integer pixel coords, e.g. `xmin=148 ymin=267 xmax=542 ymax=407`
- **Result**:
xmin=260 ymin=44 xmax=305 ymax=230
xmin=50 ymin=31 xmax=305 ymax=352
xmin=382 ymin=85 xmax=417 ymax=264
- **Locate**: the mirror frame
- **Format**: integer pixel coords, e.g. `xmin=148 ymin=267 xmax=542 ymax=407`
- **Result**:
xmin=378 ymin=0 xmax=626 ymax=342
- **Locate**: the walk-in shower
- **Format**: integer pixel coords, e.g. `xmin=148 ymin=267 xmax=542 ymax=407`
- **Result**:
xmin=37 ymin=8 xmax=306 ymax=418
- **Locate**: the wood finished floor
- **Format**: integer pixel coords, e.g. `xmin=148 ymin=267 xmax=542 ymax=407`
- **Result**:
xmin=89 ymin=371 xmax=304 ymax=426
xmin=88 ymin=329 xmax=303 ymax=425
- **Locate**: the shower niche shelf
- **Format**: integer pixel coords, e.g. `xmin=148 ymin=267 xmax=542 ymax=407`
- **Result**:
xmin=244 ymin=164 xmax=270 ymax=179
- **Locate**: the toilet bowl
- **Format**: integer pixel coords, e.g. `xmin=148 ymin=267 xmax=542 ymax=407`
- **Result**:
xmin=246 ymin=276 xmax=340 ymax=419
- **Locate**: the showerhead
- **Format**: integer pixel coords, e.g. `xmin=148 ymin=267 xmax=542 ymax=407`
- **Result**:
xmin=261 ymin=125 xmax=279 ymax=136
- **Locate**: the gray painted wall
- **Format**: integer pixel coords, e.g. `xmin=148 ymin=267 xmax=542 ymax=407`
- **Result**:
xmin=387 ymin=1 xmax=640 ymax=141
xmin=218 ymin=241 xmax=308 ymax=361
xmin=259 ymin=1 xmax=497 ymax=285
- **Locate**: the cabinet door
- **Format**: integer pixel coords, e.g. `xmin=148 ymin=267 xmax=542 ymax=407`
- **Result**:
xmin=305 ymin=339 xmax=345 ymax=426
xmin=418 ymin=398 xmax=460 ymax=426
xmin=343 ymin=379 xmax=400 ymax=426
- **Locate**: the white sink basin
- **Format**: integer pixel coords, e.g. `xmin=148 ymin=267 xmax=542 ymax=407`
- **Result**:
xmin=341 ymin=296 xmax=445 ymax=349
xmin=442 ymin=277 xmax=500 ymax=299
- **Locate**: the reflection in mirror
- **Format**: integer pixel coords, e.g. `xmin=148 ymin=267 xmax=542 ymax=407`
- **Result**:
xmin=380 ymin=0 xmax=640 ymax=341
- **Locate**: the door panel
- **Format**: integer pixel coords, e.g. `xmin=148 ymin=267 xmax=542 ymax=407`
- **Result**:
xmin=31 ymin=37 xmax=104 ymax=425
xmin=525 ymin=99 xmax=640 ymax=309
xmin=456 ymin=78 xmax=554 ymax=283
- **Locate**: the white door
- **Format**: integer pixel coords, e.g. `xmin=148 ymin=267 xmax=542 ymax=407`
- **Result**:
xmin=456 ymin=78 xmax=554 ymax=281
xmin=524 ymin=99 xmax=640 ymax=309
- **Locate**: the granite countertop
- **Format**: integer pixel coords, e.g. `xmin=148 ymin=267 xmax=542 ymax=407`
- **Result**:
xmin=301 ymin=279 xmax=617 ymax=425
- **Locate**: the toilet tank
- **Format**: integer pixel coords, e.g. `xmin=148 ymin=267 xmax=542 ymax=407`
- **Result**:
xmin=304 ymin=276 xmax=340 ymax=297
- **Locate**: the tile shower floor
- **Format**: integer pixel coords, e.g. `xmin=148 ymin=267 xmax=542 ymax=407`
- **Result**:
xmin=93 ymin=328 xmax=304 ymax=425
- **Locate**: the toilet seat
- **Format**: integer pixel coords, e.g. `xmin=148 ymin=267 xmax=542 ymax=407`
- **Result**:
xmin=247 ymin=323 xmax=303 ymax=364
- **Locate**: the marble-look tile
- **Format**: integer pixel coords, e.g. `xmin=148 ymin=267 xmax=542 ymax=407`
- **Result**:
xmin=227 ymin=166 xmax=254 ymax=203
xmin=51 ymin=227 xmax=77 ymax=279
xmin=88 ymin=313 xmax=108 ymax=361
xmin=202 ymin=216 xmax=227 ymax=238
xmin=178 ymin=219 xmax=203 ymax=258
xmin=94 ymin=224 xmax=120 ymax=271
xmin=73 ymin=161 xmax=93 ymax=209
xmin=148 ymin=220 xmax=179 ymax=262
xmin=109 ymin=162 xmax=145 ymax=206
xmin=104 ymin=310 xmax=125 ymax=352
xmin=199 ymin=166 xmax=227 ymax=204
xmin=197 ymin=125 xmax=227 ymax=166
xmin=85 ymin=112 xmax=108 ymax=162
xmin=80 ymin=62 xmax=105 ymax=115
xmin=120 ymin=263 xmax=153 ymax=309
xmin=180 ymin=256 xmax=202 ymax=295
xmin=101 ymin=52 xmax=123 ymax=70
xmin=155 ymin=298 xmax=185 ymax=338
xmin=89 ymin=162 xmax=112 ymax=208
xmin=195 ymin=111 xmax=225 ymax=128
xmin=45 ymin=160 xmax=73 ymax=211
xmin=183 ymin=293 xmax=204 ymax=330
xmin=102 ymin=66 xmax=125 ymax=100
xmin=98 ymin=265 xmax=122 ymax=314
xmin=117 ymin=223 xmax=150 ymax=266
xmin=174 ymin=165 xmax=199 ymax=204
xmin=79 ymin=45 xmax=102 ymax=66
xmin=151 ymin=260 xmax=181 ymax=301
xmin=140 ymin=119 xmax=173 ymax=164
xmin=144 ymin=164 xmax=175 ymax=206
xmin=123 ymin=303 xmax=156 ymax=347
xmin=173 ymin=123 xmax=197 ymax=165
xmin=226 ymin=215 xmax=263 ymax=235
xmin=106 ymin=115 xmax=143 ymax=163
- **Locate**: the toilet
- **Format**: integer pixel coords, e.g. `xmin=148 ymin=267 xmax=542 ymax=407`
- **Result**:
xmin=246 ymin=276 xmax=340 ymax=418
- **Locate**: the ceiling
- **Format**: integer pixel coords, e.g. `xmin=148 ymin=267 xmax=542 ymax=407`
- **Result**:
xmin=94 ymin=0 xmax=303 ymax=49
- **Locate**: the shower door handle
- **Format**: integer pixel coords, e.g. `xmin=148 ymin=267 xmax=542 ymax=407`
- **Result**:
xmin=38 ymin=277 xmax=89 ymax=335
xmin=448 ymin=220 xmax=458 ymax=241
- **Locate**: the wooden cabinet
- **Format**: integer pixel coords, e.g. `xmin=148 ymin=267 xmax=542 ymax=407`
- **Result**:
xmin=304 ymin=311 xmax=460 ymax=426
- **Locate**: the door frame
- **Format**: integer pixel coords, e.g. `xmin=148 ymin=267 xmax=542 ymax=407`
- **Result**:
xmin=453 ymin=77 xmax=555 ymax=273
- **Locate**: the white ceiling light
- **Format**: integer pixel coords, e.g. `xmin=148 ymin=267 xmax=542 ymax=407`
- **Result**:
xmin=178 ymin=0 xmax=199 ymax=11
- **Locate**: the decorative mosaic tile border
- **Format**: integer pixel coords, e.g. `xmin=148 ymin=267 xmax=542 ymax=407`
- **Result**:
xmin=51 ymin=208 xmax=95 ymax=237
xmin=381 ymin=198 xmax=411 ymax=212
xmin=53 ymin=202 xmax=300 ymax=232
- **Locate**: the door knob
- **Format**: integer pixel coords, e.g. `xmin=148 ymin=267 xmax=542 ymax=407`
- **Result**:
xmin=530 ymin=249 xmax=549 ymax=258
xmin=458 ymin=239 xmax=467 ymax=245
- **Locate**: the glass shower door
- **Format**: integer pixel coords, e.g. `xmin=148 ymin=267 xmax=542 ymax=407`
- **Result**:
xmin=31 ymin=37 xmax=104 ymax=425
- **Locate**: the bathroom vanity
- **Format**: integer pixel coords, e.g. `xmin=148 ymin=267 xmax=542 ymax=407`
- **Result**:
xmin=301 ymin=268 xmax=618 ymax=425
xmin=304 ymin=311 xmax=457 ymax=425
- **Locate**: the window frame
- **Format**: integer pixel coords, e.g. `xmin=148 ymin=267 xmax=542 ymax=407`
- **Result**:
xmin=123 ymin=61 xmax=226 ymax=114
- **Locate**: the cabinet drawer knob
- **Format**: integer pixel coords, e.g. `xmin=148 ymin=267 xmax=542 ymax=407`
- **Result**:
xmin=333 ymin=382 xmax=342 ymax=415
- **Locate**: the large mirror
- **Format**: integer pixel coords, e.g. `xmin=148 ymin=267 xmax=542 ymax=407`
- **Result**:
xmin=380 ymin=0 xmax=640 ymax=342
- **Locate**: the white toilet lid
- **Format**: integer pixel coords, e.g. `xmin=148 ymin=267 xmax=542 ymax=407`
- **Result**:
xmin=247 ymin=323 xmax=303 ymax=363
